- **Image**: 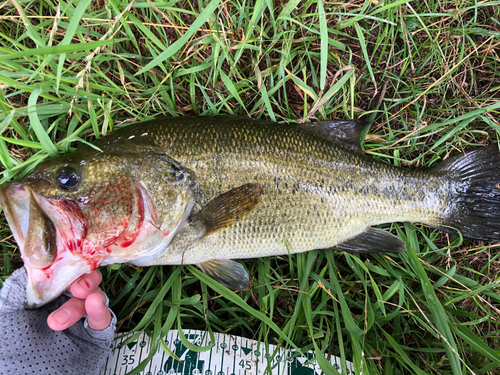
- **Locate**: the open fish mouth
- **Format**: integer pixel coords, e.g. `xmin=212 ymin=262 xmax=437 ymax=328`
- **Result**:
xmin=0 ymin=183 xmax=56 ymax=269
xmin=0 ymin=183 xmax=90 ymax=308
xmin=0 ymin=179 xmax=195 ymax=308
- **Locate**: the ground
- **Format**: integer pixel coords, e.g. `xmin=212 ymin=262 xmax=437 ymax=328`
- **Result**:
xmin=0 ymin=1 xmax=499 ymax=374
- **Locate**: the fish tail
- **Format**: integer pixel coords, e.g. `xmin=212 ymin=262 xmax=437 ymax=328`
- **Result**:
xmin=437 ymin=144 xmax=500 ymax=241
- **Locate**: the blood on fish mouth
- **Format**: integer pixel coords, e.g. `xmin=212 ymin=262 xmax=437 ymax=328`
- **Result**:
xmin=0 ymin=175 xmax=194 ymax=308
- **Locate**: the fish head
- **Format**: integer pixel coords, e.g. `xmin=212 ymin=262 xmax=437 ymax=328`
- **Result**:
xmin=0 ymin=149 xmax=196 ymax=308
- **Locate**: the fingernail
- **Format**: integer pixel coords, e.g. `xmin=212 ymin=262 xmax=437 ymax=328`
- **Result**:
xmin=78 ymin=277 xmax=93 ymax=291
xmin=52 ymin=309 xmax=70 ymax=325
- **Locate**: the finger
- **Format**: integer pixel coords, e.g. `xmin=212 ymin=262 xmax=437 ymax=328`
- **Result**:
xmin=69 ymin=269 xmax=103 ymax=299
xmin=47 ymin=297 xmax=86 ymax=331
xmin=86 ymin=289 xmax=112 ymax=331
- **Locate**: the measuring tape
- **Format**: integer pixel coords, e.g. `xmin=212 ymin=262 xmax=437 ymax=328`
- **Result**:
xmin=100 ymin=329 xmax=355 ymax=375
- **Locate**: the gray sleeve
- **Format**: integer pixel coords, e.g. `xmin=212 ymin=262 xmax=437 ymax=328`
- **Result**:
xmin=0 ymin=267 xmax=116 ymax=375
xmin=0 ymin=267 xmax=28 ymax=314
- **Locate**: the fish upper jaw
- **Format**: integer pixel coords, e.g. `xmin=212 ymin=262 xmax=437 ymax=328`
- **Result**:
xmin=0 ymin=183 xmax=31 ymax=254
xmin=0 ymin=183 xmax=91 ymax=308
xmin=0 ymin=183 xmax=65 ymax=270
xmin=25 ymin=193 xmax=91 ymax=308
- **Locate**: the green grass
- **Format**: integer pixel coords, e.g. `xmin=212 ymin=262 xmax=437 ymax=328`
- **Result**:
xmin=1 ymin=0 xmax=500 ymax=374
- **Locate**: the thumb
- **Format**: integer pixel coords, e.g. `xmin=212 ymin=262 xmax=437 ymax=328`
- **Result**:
xmin=85 ymin=289 xmax=112 ymax=331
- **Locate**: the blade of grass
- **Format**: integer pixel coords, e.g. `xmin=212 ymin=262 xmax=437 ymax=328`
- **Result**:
xmin=380 ymin=328 xmax=431 ymax=375
xmin=55 ymin=0 xmax=92 ymax=91
xmin=188 ymin=265 xmax=304 ymax=354
xmin=449 ymin=324 xmax=500 ymax=366
xmin=405 ymin=243 xmax=462 ymax=374
xmin=325 ymin=252 xmax=364 ymax=337
xmin=317 ymin=0 xmax=328 ymax=91
xmin=300 ymin=252 xmax=342 ymax=375
xmin=11 ymin=0 xmax=47 ymax=47
xmin=354 ymin=22 xmax=376 ymax=91
xmin=220 ymin=71 xmax=246 ymax=112
xmin=301 ymin=68 xmax=354 ymax=121
xmin=0 ymin=90 xmax=28 ymax=140
xmin=0 ymin=39 xmax=122 ymax=61
xmin=136 ymin=0 xmax=222 ymax=75
xmin=130 ymin=266 xmax=181 ymax=333
xmin=27 ymin=89 xmax=58 ymax=157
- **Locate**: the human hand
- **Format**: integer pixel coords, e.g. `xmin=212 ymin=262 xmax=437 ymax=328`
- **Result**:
xmin=47 ymin=269 xmax=112 ymax=331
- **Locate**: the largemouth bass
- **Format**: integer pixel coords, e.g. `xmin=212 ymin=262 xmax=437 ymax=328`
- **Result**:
xmin=1 ymin=116 xmax=499 ymax=308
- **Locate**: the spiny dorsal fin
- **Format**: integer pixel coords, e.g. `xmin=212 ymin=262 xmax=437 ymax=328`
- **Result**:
xmin=190 ymin=183 xmax=264 ymax=236
xmin=334 ymin=227 xmax=405 ymax=253
xmin=299 ymin=120 xmax=369 ymax=153
xmin=197 ymin=259 xmax=250 ymax=290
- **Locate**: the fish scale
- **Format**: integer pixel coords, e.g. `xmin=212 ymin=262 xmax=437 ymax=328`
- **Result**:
xmin=3 ymin=116 xmax=500 ymax=306
xmin=99 ymin=117 xmax=448 ymax=265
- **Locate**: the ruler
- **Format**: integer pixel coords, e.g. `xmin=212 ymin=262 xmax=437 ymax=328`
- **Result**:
xmin=100 ymin=329 xmax=356 ymax=375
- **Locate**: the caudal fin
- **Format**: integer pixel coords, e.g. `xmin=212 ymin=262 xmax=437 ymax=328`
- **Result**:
xmin=437 ymin=145 xmax=500 ymax=241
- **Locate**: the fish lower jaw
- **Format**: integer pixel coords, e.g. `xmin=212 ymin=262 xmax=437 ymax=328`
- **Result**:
xmin=25 ymin=252 xmax=92 ymax=309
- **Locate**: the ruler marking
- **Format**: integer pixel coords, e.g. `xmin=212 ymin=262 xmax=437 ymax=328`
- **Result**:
xmin=208 ymin=334 xmax=214 ymax=372
xmin=182 ymin=329 xmax=188 ymax=375
xmin=100 ymin=330 xmax=355 ymax=375
xmin=112 ymin=338 xmax=122 ymax=375
xmin=137 ymin=333 xmax=144 ymax=369
xmin=159 ymin=341 xmax=166 ymax=374
xmin=220 ymin=334 xmax=225 ymax=374
xmin=277 ymin=346 xmax=281 ymax=375
xmin=146 ymin=342 xmax=154 ymax=375
xmin=231 ymin=335 xmax=235 ymax=375
xmin=255 ymin=341 xmax=258 ymax=375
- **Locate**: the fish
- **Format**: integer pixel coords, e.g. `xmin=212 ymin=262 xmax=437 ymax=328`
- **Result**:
xmin=1 ymin=116 xmax=500 ymax=308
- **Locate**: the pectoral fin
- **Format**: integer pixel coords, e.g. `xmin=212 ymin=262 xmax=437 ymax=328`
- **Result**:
xmin=334 ymin=227 xmax=405 ymax=253
xmin=190 ymin=183 xmax=263 ymax=236
xmin=197 ymin=259 xmax=250 ymax=290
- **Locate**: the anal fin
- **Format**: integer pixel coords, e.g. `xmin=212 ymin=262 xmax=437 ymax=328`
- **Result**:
xmin=334 ymin=227 xmax=405 ymax=254
xmin=197 ymin=259 xmax=250 ymax=290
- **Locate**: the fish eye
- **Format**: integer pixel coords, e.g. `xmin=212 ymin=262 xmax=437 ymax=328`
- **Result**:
xmin=55 ymin=166 xmax=81 ymax=190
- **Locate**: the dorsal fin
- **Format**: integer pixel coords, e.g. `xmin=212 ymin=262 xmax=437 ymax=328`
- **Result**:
xmin=298 ymin=120 xmax=369 ymax=153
